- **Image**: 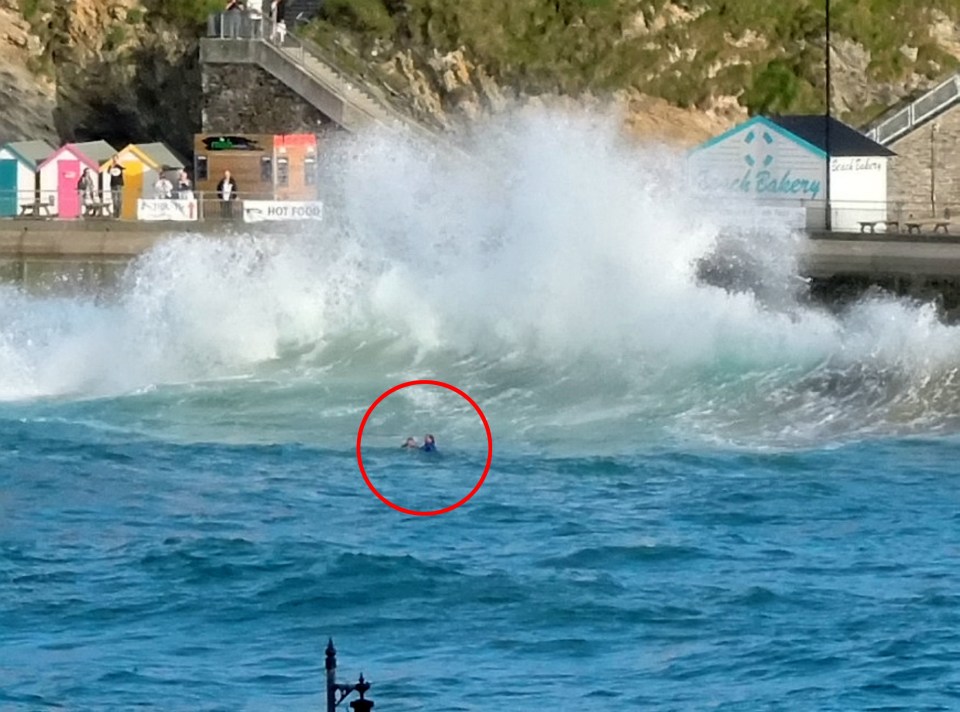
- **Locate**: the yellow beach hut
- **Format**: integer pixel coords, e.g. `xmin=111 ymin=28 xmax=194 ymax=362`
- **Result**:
xmin=100 ymin=143 xmax=186 ymax=220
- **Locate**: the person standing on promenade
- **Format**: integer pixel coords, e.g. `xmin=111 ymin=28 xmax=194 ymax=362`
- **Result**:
xmin=217 ymin=170 xmax=239 ymax=219
xmin=177 ymin=169 xmax=193 ymax=199
xmin=108 ymin=158 xmax=125 ymax=218
xmin=154 ymin=172 xmax=174 ymax=199
xmin=78 ymin=168 xmax=96 ymax=215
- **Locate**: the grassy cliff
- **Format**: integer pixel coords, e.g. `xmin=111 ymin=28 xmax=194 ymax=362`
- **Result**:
xmin=303 ymin=0 xmax=960 ymax=127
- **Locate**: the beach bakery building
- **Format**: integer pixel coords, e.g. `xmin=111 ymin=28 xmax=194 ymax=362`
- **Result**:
xmin=193 ymin=133 xmax=319 ymax=210
xmin=688 ymin=115 xmax=895 ymax=231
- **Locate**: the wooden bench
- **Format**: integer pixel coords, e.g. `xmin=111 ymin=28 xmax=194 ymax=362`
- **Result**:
xmin=905 ymin=222 xmax=923 ymax=234
xmin=19 ymin=201 xmax=53 ymax=217
xmin=859 ymin=220 xmax=899 ymax=233
xmin=83 ymin=201 xmax=110 ymax=218
xmin=933 ymin=222 xmax=950 ymax=234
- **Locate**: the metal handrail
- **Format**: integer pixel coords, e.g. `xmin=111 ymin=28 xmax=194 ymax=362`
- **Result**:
xmin=0 ymin=189 xmax=325 ymax=222
xmin=3 ymin=189 xmax=957 ymax=229
xmin=866 ymin=74 xmax=960 ymax=144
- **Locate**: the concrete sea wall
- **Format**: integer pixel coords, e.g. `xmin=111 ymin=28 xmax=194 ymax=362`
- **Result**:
xmin=5 ymin=220 xmax=960 ymax=316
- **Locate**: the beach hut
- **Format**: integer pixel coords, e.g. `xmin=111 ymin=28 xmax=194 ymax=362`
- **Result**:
xmin=38 ymin=141 xmax=116 ymax=218
xmin=0 ymin=140 xmax=55 ymax=216
xmin=101 ymin=142 xmax=186 ymax=220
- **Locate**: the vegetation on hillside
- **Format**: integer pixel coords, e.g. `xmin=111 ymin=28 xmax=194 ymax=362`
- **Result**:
xmin=303 ymin=0 xmax=960 ymax=124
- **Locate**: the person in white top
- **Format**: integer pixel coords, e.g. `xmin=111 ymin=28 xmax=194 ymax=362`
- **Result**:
xmin=247 ymin=0 xmax=264 ymax=37
xmin=154 ymin=173 xmax=174 ymax=199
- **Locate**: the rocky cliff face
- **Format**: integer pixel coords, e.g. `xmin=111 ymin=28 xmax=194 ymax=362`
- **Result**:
xmin=382 ymin=45 xmax=742 ymax=145
xmin=308 ymin=0 xmax=960 ymax=145
xmin=3 ymin=0 xmax=201 ymax=158
xmin=0 ymin=0 xmax=56 ymax=143
xmin=5 ymin=0 xmax=960 ymax=152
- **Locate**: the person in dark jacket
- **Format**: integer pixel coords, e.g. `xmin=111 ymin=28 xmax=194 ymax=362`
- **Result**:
xmin=108 ymin=158 xmax=125 ymax=218
xmin=216 ymin=170 xmax=239 ymax=219
xmin=421 ymin=434 xmax=436 ymax=452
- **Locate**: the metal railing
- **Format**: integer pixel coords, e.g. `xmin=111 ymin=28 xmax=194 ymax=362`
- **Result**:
xmin=0 ymin=189 xmax=324 ymax=223
xmin=693 ymin=192 xmax=960 ymax=234
xmin=866 ymin=74 xmax=960 ymax=145
xmin=4 ymin=188 xmax=957 ymax=234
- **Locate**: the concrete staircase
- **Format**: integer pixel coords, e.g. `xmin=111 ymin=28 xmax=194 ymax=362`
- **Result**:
xmin=202 ymin=12 xmax=441 ymax=143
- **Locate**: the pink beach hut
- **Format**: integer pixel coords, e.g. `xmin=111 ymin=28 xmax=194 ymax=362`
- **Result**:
xmin=38 ymin=141 xmax=116 ymax=218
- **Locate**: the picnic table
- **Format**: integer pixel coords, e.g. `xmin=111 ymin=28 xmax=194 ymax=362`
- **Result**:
xmin=901 ymin=221 xmax=950 ymax=234
xmin=19 ymin=200 xmax=53 ymax=217
xmin=859 ymin=220 xmax=899 ymax=233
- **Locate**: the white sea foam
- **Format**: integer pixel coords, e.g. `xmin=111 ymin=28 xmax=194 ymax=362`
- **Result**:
xmin=1 ymin=110 xmax=960 ymax=449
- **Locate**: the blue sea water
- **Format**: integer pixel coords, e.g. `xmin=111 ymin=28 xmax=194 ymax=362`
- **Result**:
xmin=3 ymin=116 xmax=960 ymax=709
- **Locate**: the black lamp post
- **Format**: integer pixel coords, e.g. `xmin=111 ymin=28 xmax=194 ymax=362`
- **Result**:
xmin=824 ymin=0 xmax=832 ymax=231
xmin=326 ymin=639 xmax=374 ymax=712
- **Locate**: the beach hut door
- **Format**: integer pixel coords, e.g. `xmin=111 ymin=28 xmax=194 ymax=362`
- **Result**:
xmin=58 ymin=160 xmax=81 ymax=218
xmin=0 ymin=160 xmax=16 ymax=216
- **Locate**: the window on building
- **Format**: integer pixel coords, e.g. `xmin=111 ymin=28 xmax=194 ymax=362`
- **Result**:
xmin=196 ymin=155 xmax=208 ymax=181
xmin=305 ymin=157 xmax=317 ymax=186
xmin=260 ymin=157 xmax=273 ymax=182
xmin=277 ymin=157 xmax=289 ymax=187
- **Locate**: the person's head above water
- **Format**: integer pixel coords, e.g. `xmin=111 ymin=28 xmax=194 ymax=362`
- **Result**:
xmin=421 ymin=434 xmax=436 ymax=452
xmin=402 ymin=437 xmax=418 ymax=448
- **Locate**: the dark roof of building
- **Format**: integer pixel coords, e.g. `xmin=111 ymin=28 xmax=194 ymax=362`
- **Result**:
xmin=768 ymin=115 xmax=895 ymax=157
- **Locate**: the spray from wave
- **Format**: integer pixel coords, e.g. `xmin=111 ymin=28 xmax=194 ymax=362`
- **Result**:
xmin=1 ymin=110 xmax=960 ymax=450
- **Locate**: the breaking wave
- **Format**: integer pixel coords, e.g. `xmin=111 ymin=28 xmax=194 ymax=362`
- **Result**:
xmin=1 ymin=110 xmax=960 ymax=450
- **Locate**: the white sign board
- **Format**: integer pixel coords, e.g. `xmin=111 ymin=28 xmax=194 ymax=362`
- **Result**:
xmin=242 ymin=200 xmax=324 ymax=223
xmin=137 ymin=198 xmax=198 ymax=222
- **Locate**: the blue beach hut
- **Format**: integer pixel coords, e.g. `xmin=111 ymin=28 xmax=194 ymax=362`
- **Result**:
xmin=0 ymin=140 xmax=55 ymax=216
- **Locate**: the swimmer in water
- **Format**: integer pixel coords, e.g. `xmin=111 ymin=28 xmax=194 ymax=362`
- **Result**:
xmin=421 ymin=434 xmax=436 ymax=452
xmin=401 ymin=437 xmax=419 ymax=449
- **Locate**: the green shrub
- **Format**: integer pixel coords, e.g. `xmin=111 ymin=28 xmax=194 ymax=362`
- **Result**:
xmin=322 ymin=0 xmax=395 ymax=38
xmin=142 ymin=0 xmax=223 ymax=27
xmin=104 ymin=24 xmax=126 ymax=51
xmin=744 ymin=60 xmax=803 ymax=115
xmin=20 ymin=0 xmax=48 ymax=22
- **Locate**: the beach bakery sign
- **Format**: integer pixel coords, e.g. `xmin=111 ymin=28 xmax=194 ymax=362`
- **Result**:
xmin=695 ymin=124 xmax=823 ymax=200
xmin=242 ymin=200 xmax=324 ymax=223
xmin=731 ymin=128 xmax=821 ymax=199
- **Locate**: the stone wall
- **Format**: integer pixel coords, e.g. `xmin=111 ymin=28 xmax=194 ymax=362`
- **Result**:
xmin=888 ymin=103 xmax=960 ymax=219
xmin=202 ymin=63 xmax=335 ymax=134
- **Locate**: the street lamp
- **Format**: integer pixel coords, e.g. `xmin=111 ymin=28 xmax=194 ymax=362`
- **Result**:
xmin=326 ymin=639 xmax=375 ymax=712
